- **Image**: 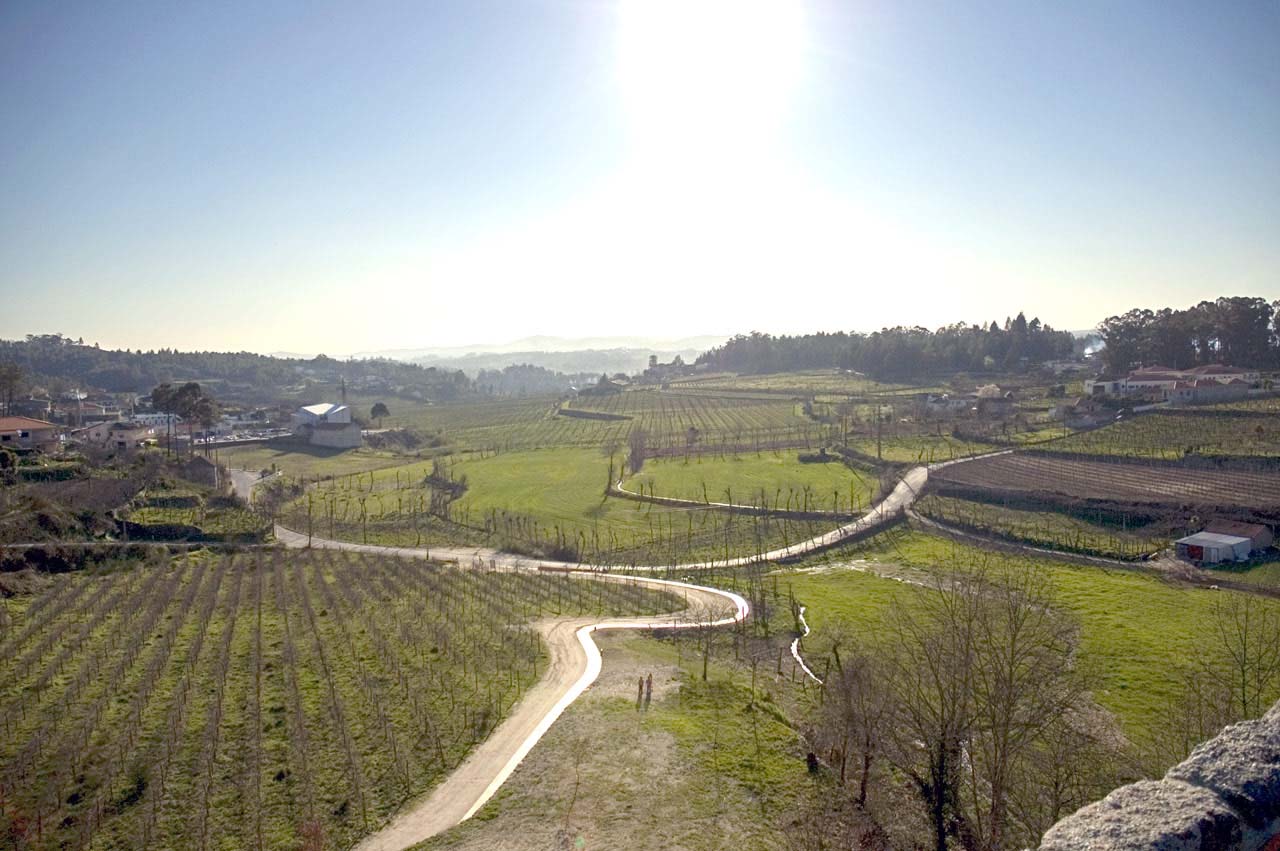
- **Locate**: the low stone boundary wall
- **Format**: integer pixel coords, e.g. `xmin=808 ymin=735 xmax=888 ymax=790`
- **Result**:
xmin=1040 ymin=701 xmax=1280 ymax=850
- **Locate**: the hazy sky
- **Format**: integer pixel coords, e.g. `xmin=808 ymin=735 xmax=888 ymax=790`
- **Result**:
xmin=2 ymin=0 xmax=1278 ymax=354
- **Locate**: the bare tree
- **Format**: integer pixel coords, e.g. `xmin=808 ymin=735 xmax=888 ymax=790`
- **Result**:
xmin=882 ymin=572 xmax=981 ymax=851
xmin=815 ymin=644 xmax=893 ymax=808
xmin=813 ymin=566 xmax=1109 ymax=851
xmin=1204 ymin=593 xmax=1280 ymax=720
xmin=627 ymin=427 xmax=648 ymax=475
xmin=1151 ymin=592 xmax=1280 ymax=769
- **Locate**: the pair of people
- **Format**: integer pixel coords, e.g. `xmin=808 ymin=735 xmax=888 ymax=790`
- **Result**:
xmin=636 ymin=673 xmax=653 ymax=708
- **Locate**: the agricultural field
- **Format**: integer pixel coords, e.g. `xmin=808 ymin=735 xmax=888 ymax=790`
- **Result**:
xmin=564 ymin=389 xmax=823 ymax=451
xmin=781 ymin=529 xmax=1280 ymax=750
xmin=0 ymin=550 xmax=676 ymax=850
xmin=218 ymin=443 xmax=422 ymax=480
xmin=126 ymin=503 xmax=266 ymax=538
xmin=281 ymin=448 xmax=838 ymax=563
xmin=666 ymin=369 xmax=920 ymax=396
xmin=626 ymin=451 xmax=880 ymax=515
xmin=915 ymin=493 xmax=1168 ymax=559
xmin=933 ymin=452 xmax=1280 ymax=514
xmin=1042 ymin=409 xmax=1280 ymax=459
xmin=843 ymin=433 xmax=991 ymax=464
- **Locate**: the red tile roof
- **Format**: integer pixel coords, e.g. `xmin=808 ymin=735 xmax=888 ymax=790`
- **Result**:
xmin=0 ymin=416 xmax=58 ymax=431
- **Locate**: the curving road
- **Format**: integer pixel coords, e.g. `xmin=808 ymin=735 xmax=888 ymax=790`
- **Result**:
xmin=349 ymin=573 xmax=746 ymax=851
xmin=269 ymin=458 xmax=975 ymax=850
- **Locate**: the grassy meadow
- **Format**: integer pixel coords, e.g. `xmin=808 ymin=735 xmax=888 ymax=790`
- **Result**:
xmin=779 ymin=529 xmax=1280 ymax=749
xmin=627 ymin=451 xmax=880 ymax=514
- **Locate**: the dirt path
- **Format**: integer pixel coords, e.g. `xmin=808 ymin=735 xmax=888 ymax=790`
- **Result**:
xmin=275 ymin=462 xmax=933 ymax=573
xmin=227 ymin=468 xmax=261 ymax=503
xmin=297 ymin=549 xmax=748 ymax=851
xmin=275 ymin=459 xmax=993 ymax=849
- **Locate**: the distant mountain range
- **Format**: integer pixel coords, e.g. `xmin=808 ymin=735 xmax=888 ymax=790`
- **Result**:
xmin=347 ymin=335 xmax=726 ymax=361
xmin=271 ymin=335 xmax=728 ymax=377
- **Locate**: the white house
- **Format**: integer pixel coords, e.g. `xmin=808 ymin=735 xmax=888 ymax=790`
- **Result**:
xmin=131 ymin=412 xmax=182 ymax=429
xmin=292 ymin=403 xmax=362 ymax=449
xmin=1087 ymin=364 xmax=1260 ymax=401
xmin=72 ymin=420 xmax=156 ymax=451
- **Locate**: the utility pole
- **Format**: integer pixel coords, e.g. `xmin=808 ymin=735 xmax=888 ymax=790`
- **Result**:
xmin=876 ymin=407 xmax=882 ymax=461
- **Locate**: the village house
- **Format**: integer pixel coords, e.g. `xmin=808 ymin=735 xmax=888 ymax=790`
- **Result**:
xmin=1052 ymin=397 xmax=1112 ymax=429
xmin=292 ymin=402 xmax=363 ymax=449
xmin=1085 ymin=364 xmax=1260 ymax=403
xmin=0 ymin=416 xmax=63 ymax=452
xmin=72 ymin=420 xmax=157 ymax=451
xmin=577 ymin=375 xmax=624 ymax=397
xmin=1164 ymin=379 xmax=1251 ymax=406
xmin=130 ymin=411 xmax=183 ymax=429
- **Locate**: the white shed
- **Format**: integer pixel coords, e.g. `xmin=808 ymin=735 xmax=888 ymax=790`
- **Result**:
xmin=1174 ymin=532 xmax=1252 ymax=565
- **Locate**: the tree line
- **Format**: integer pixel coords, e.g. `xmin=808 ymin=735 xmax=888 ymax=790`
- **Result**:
xmin=695 ymin=314 xmax=1075 ymax=379
xmin=1097 ymin=296 xmax=1280 ymax=375
xmin=0 ymin=333 xmax=470 ymax=400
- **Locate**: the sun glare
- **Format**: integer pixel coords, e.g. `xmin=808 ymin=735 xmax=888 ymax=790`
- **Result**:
xmin=616 ymin=0 xmax=807 ymax=153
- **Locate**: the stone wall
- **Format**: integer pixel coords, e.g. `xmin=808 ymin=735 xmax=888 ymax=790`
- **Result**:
xmin=1039 ymin=701 xmax=1280 ymax=850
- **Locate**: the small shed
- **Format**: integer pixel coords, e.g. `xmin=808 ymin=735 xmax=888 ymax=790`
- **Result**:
xmin=1203 ymin=520 xmax=1273 ymax=553
xmin=1174 ymin=532 xmax=1252 ymax=565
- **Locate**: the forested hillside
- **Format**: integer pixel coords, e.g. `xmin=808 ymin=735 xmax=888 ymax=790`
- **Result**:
xmin=696 ymin=313 xmax=1074 ymax=378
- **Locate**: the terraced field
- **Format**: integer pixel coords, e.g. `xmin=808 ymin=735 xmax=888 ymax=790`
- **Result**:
xmin=0 ymin=550 xmax=674 ymax=850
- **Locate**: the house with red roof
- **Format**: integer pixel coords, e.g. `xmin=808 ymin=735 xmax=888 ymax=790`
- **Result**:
xmin=0 ymin=417 xmax=63 ymax=452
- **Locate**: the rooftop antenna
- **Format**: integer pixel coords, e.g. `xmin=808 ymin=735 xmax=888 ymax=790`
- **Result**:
xmin=340 ymin=376 xmax=347 ymax=405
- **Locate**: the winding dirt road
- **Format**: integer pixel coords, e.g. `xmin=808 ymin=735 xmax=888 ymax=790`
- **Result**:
xmin=267 ymin=460 xmax=959 ymax=849
xmin=348 ymin=574 xmax=746 ymax=851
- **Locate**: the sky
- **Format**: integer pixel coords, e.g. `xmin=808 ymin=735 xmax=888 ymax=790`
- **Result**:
xmin=2 ymin=0 xmax=1278 ymax=355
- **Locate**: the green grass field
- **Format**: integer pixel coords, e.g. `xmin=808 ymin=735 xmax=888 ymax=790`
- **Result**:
xmin=217 ymin=442 xmax=419 ymax=480
xmin=844 ymin=433 xmax=991 ymax=463
xmin=287 ymin=448 xmax=840 ymax=563
xmin=627 ymin=451 xmax=879 ymax=514
xmin=780 ymin=529 xmax=1280 ymax=750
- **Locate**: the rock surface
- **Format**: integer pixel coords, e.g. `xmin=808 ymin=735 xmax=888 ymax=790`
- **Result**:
xmin=1039 ymin=703 xmax=1280 ymax=850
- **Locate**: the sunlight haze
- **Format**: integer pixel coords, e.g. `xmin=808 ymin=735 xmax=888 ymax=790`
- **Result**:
xmin=2 ymin=1 xmax=1277 ymax=353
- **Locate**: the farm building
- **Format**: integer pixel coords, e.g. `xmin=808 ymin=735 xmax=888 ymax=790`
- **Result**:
xmin=0 ymin=416 xmax=62 ymax=452
xmin=292 ymin=403 xmax=363 ymax=449
xmin=1174 ymin=532 xmax=1252 ymax=564
xmin=1203 ymin=519 xmax=1273 ymax=552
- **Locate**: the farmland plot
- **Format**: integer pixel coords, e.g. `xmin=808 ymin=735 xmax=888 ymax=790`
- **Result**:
xmin=1042 ymin=410 xmax=1280 ymax=459
xmin=933 ymin=453 xmax=1280 ymax=513
xmin=283 ymin=448 xmax=840 ymax=563
xmin=0 ymin=551 xmax=674 ymax=851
